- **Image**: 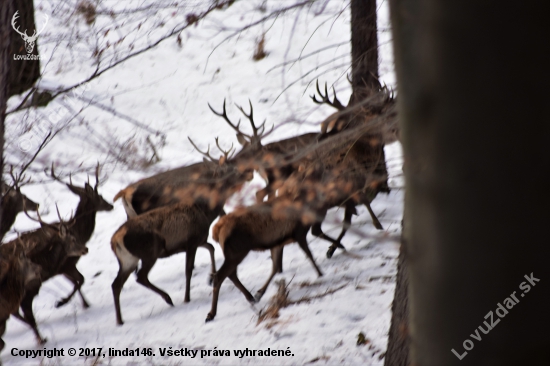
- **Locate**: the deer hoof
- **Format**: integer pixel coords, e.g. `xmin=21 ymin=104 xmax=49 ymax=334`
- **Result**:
xmin=254 ymin=291 xmax=264 ymax=302
xmin=205 ymin=313 xmax=215 ymax=322
xmin=38 ymin=337 xmax=48 ymax=345
xmin=165 ymin=296 xmax=174 ymax=306
xmin=326 ymin=248 xmax=336 ymax=259
xmin=55 ymin=300 xmax=66 ymax=308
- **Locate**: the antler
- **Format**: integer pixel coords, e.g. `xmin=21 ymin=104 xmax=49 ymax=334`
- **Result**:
xmin=208 ymin=99 xmax=242 ymax=136
xmin=23 ymin=202 xmax=46 ymax=225
xmin=235 ymin=99 xmax=273 ymax=144
xmin=188 ymin=137 xmax=219 ymax=163
xmin=311 ymin=80 xmax=345 ymax=111
xmin=4 ymin=131 xmax=53 ymax=195
xmin=94 ymin=162 xmax=100 ymax=192
xmin=208 ymin=99 xmax=273 ymax=146
xmin=215 ymin=137 xmax=234 ymax=164
xmin=7 ymin=165 xmax=30 ymax=192
xmin=48 ymin=163 xmax=74 ymax=187
xmin=11 ymin=11 xmax=28 ymax=38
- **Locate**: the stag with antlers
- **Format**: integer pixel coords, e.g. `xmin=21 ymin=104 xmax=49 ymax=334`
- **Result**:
xmin=1 ymin=167 xmax=39 ymax=241
xmin=111 ymin=144 xmax=252 ymax=325
xmin=4 ymin=206 xmax=87 ymax=344
xmin=47 ymin=164 xmax=113 ymax=308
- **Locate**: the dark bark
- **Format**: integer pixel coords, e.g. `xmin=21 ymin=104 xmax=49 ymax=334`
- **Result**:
xmin=1 ymin=0 xmax=13 ymax=230
xmin=384 ymin=223 xmax=409 ymax=366
xmin=390 ymin=0 xmax=550 ymax=365
xmin=8 ymin=0 xmax=40 ymax=97
xmin=345 ymin=0 xmax=390 ymax=200
xmin=349 ymin=0 xmax=381 ymax=104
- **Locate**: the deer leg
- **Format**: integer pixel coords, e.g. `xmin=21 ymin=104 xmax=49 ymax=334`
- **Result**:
xmin=136 ymin=257 xmax=173 ymax=306
xmin=274 ymin=245 xmax=284 ymax=273
xmin=17 ymin=288 xmax=47 ymax=344
xmin=364 ymin=200 xmax=383 ymax=230
xmin=183 ymin=246 xmax=198 ymax=303
xmin=228 ymin=270 xmax=255 ymax=303
xmin=111 ymin=259 xmax=137 ymax=326
xmin=257 ymin=245 xmax=284 ymax=301
xmin=311 ymin=222 xmax=346 ymax=259
xmin=199 ymin=243 xmax=217 ymax=286
xmin=326 ymin=203 xmax=357 ymax=258
xmin=56 ymin=262 xmax=89 ymax=308
xmin=0 ymin=318 xmax=7 ymax=352
xmin=206 ymin=252 xmax=247 ymax=322
xmin=297 ymin=237 xmax=323 ymax=277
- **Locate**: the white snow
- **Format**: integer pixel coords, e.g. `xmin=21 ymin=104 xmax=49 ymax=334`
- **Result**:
xmin=2 ymin=0 xmax=402 ymax=365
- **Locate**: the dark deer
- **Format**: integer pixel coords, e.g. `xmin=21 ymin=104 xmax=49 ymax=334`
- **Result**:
xmin=303 ymin=81 xmax=399 ymax=258
xmin=1 ymin=183 xmax=39 ymax=240
xmin=208 ymin=100 xmax=323 ymax=203
xmin=111 ymin=147 xmax=253 ymax=325
xmin=205 ymin=197 xmax=326 ymax=322
xmin=114 ymin=161 xmax=213 ymax=218
xmin=5 ymin=209 xmax=87 ymax=344
xmin=48 ymin=164 xmax=114 ymax=308
xmin=0 ymin=245 xmax=41 ymax=353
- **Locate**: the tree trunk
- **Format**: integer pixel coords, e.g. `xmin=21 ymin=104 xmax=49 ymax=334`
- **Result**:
xmin=347 ymin=0 xmax=390 ymax=194
xmin=384 ymin=222 xmax=410 ymax=366
xmin=390 ymin=0 xmax=550 ymax=365
xmin=8 ymin=0 xmax=40 ymax=97
xmin=1 ymin=0 xmax=13 ymax=229
xmin=349 ymin=0 xmax=381 ymax=103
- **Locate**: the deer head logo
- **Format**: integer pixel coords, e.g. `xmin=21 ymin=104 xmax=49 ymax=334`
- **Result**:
xmin=11 ymin=11 xmax=48 ymax=54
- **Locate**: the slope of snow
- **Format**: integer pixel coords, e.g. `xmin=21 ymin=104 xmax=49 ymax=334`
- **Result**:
xmin=2 ymin=0 xmax=402 ymax=365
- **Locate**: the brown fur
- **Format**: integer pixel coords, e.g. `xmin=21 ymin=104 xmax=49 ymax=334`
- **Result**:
xmin=113 ymin=187 xmax=131 ymax=202
xmin=205 ymin=198 xmax=323 ymax=322
xmin=0 ymin=245 xmax=41 ymax=351
xmin=110 ymin=226 xmax=127 ymax=252
xmin=111 ymin=200 xmax=224 ymax=326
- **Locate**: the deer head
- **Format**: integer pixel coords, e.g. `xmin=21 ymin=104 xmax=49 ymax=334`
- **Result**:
xmin=49 ymin=163 xmax=114 ymax=213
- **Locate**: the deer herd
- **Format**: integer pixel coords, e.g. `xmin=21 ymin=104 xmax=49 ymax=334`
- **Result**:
xmin=0 ymin=84 xmax=398 ymax=352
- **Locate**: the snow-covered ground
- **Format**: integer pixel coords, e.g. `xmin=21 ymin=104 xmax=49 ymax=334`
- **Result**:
xmin=3 ymin=0 xmax=402 ymax=364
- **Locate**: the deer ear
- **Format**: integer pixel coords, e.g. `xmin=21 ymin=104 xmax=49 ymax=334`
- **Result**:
xmin=66 ymin=184 xmax=85 ymax=196
xmin=84 ymin=183 xmax=95 ymax=194
xmin=236 ymin=133 xmax=248 ymax=146
xmin=59 ymin=225 xmax=67 ymax=238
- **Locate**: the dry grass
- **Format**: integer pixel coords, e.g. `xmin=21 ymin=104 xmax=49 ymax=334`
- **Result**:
xmin=257 ymin=279 xmax=348 ymax=327
xmin=253 ymin=34 xmax=268 ymax=61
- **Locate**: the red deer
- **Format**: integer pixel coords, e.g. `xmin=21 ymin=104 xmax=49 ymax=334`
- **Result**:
xmin=113 ymin=100 xmax=317 ymax=219
xmin=301 ymin=82 xmax=398 ymax=258
xmin=1 ymin=183 xmax=39 ymax=240
xmin=207 ymin=100 xmax=321 ymax=203
xmin=206 ymin=197 xmax=328 ymax=322
xmin=111 ymin=149 xmax=253 ymax=325
xmin=112 ymin=101 xmax=271 ymax=220
xmin=0 ymin=245 xmax=41 ymax=353
xmin=5 ymin=209 xmax=87 ymax=344
xmin=48 ymin=164 xmax=114 ymax=308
